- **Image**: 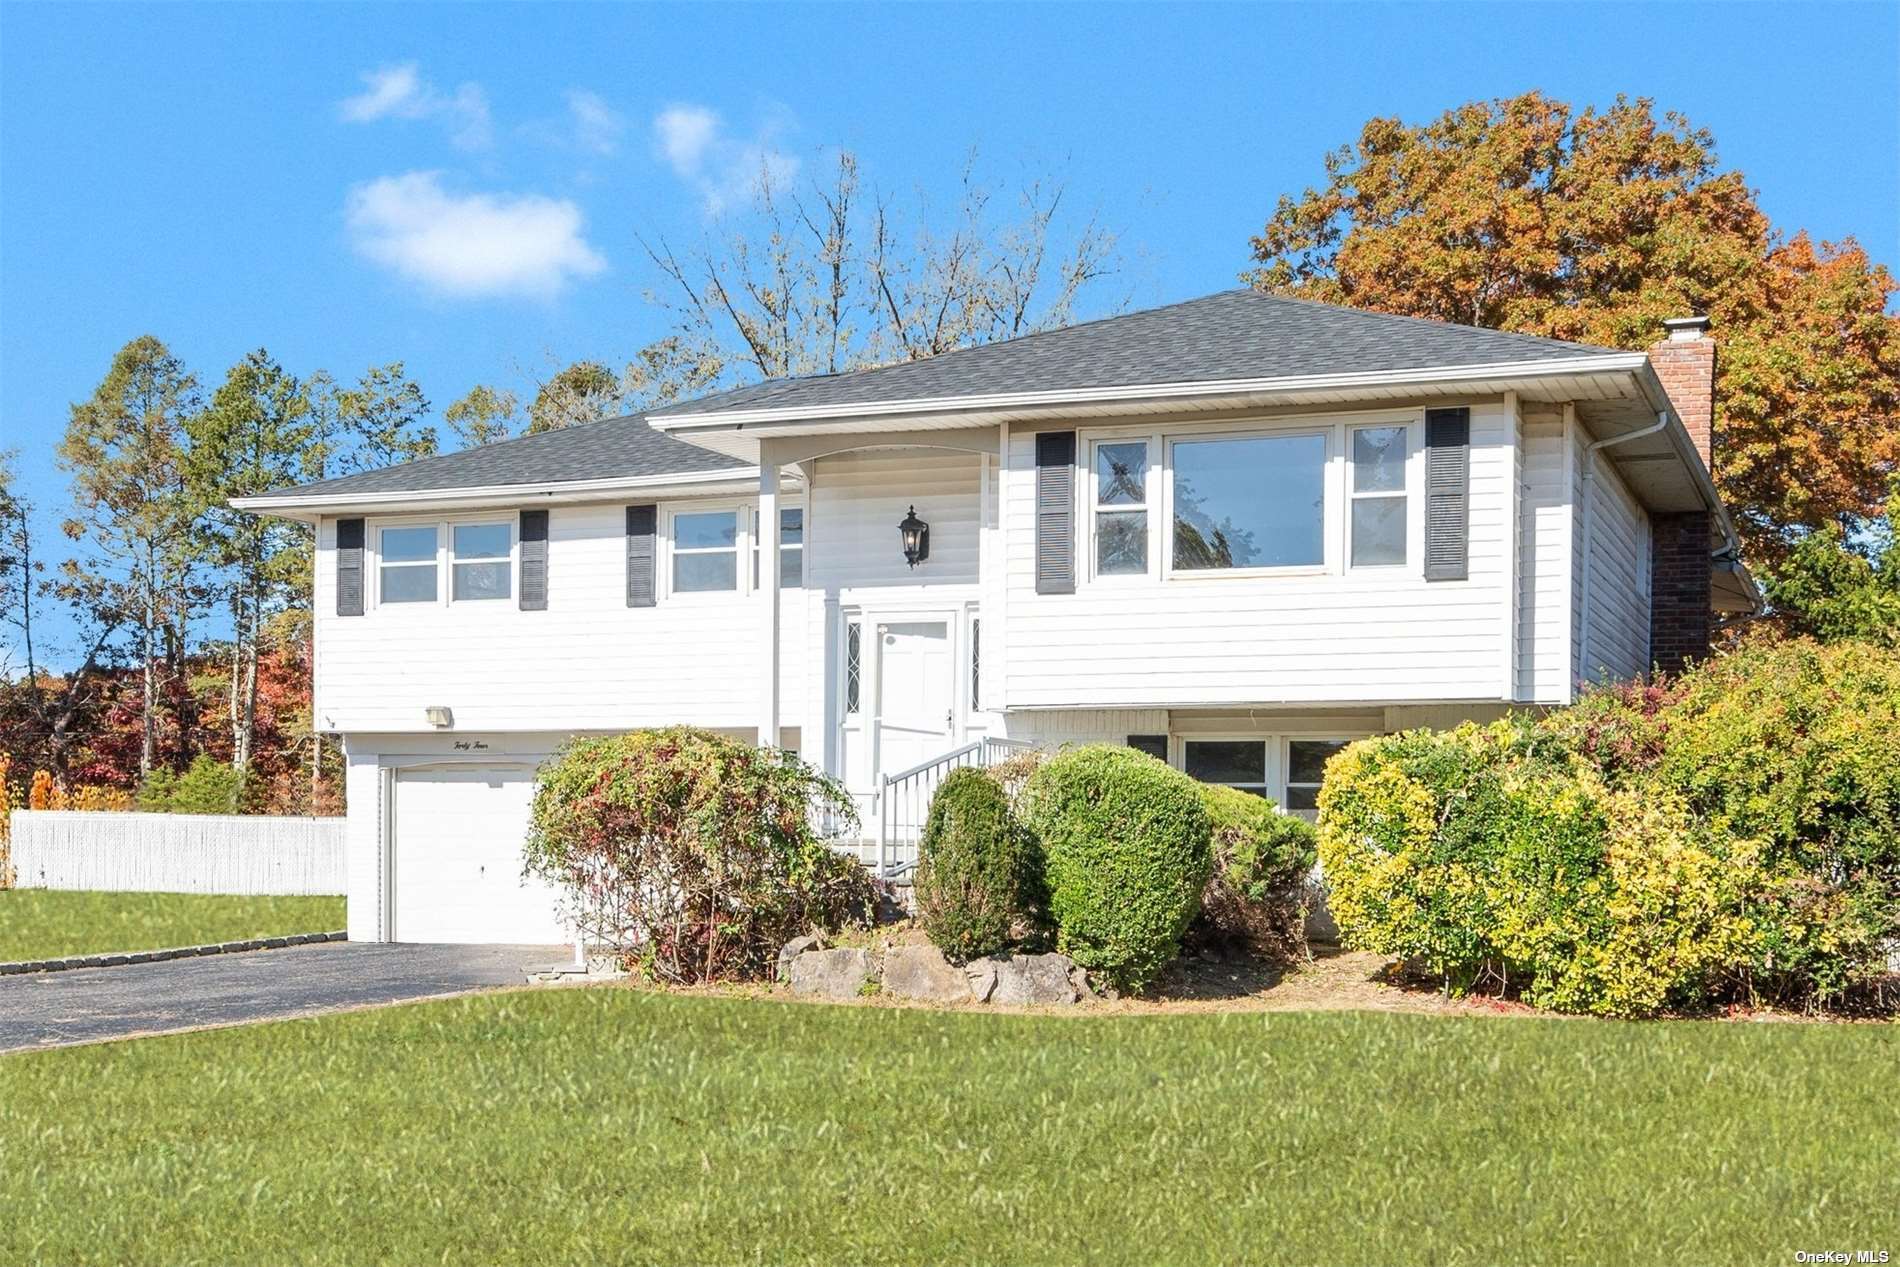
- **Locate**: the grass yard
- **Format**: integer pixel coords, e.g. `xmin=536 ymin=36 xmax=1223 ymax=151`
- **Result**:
xmin=1 ymin=990 xmax=1893 ymax=1265
xmin=0 ymin=889 xmax=345 ymax=961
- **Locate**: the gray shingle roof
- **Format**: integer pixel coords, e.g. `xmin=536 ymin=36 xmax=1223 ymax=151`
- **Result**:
xmin=262 ymin=290 xmax=1621 ymax=500
xmin=648 ymin=288 xmax=1619 ymax=420
xmin=265 ymin=411 xmax=747 ymax=499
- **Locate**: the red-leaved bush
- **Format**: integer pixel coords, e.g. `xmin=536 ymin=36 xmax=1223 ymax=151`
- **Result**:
xmin=524 ymin=727 xmax=870 ymax=983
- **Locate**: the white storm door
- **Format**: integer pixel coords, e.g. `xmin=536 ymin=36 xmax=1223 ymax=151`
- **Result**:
xmin=392 ymin=766 xmax=568 ymax=945
xmin=875 ymin=619 xmax=955 ymax=778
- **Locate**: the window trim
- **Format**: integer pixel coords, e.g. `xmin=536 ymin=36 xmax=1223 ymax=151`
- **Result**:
xmin=1075 ymin=408 xmax=1435 ymax=589
xmin=449 ymin=519 xmax=516 ymax=604
xmin=1346 ymin=421 xmax=1415 ymax=572
xmin=1087 ymin=435 xmax=1156 ymax=583
xmin=750 ymin=504 xmax=806 ymax=590
xmin=369 ymin=515 xmax=518 ymax=612
xmin=1181 ymin=736 xmax=1272 ymax=797
xmin=1164 ymin=425 xmax=1335 ymax=580
xmin=664 ymin=502 xmax=748 ymax=601
xmin=1283 ymin=735 xmax=1355 ymax=819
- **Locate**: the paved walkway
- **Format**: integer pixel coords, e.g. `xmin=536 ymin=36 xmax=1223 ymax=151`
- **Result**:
xmin=0 ymin=942 xmax=567 ymax=1052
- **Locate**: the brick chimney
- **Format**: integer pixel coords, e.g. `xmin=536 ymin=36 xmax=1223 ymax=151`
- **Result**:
xmin=1649 ymin=315 xmax=1715 ymax=472
xmin=1647 ymin=314 xmax=1717 ymax=675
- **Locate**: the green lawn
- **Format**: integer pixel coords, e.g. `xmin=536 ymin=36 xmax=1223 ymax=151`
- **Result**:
xmin=0 ymin=889 xmax=345 ymax=961
xmin=0 ymin=991 xmax=1893 ymax=1265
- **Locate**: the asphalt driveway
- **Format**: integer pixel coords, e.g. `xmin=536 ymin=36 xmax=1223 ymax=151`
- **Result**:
xmin=0 ymin=942 xmax=567 ymax=1052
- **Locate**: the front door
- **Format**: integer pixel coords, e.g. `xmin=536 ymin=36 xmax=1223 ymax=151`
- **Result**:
xmin=876 ymin=619 xmax=955 ymax=778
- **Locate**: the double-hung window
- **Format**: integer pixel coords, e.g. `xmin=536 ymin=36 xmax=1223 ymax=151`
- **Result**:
xmin=672 ymin=509 xmax=740 ymax=593
xmin=1349 ymin=425 xmax=1408 ymax=567
xmin=451 ymin=522 xmax=513 ymax=601
xmin=751 ymin=507 xmax=804 ymax=588
xmin=1092 ymin=439 xmax=1150 ymax=576
xmin=1170 ymin=432 xmax=1326 ymax=572
xmin=1184 ymin=740 xmax=1269 ymax=798
xmin=378 ymin=525 xmax=439 ymax=604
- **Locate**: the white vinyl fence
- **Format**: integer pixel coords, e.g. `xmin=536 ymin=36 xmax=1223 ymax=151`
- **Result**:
xmin=7 ymin=810 xmax=345 ymax=895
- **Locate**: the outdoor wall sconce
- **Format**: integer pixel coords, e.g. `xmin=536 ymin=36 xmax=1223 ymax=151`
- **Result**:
xmin=898 ymin=505 xmax=930 ymax=568
xmin=424 ymin=705 xmax=454 ymax=729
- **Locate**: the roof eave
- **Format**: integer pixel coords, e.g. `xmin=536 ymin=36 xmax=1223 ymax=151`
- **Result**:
xmin=645 ymin=352 xmax=1649 ymax=434
xmin=231 ymin=466 xmax=772 ymax=521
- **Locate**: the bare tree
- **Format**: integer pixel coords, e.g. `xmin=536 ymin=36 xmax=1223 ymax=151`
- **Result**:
xmin=637 ymin=149 xmax=1122 ymax=400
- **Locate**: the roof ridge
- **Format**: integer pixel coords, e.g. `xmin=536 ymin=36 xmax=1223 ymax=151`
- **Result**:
xmin=1242 ymin=288 xmax=1617 ymax=355
xmin=648 ymin=290 xmax=1254 ymax=417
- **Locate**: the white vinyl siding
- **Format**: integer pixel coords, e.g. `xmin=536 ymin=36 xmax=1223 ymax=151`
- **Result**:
xmin=1576 ymin=432 xmax=1652 ymax=685
xmin=1001 ymin=404 xmax=1511 ymax=708
xmin=315 ymin=505 xmax=808 ymax=735
xmin=1515 ymin=407 xmax=1573 ymax=703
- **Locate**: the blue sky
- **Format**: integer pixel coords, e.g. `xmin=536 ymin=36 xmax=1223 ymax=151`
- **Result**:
xmin=3 ymin=1 xmax=1897 ymax=659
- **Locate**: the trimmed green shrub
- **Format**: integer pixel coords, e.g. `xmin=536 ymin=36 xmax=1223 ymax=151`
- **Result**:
xmin=1021 ymin=744 xmax=1211 ymax=991
xmin=1191 ymin=784 xmax=1318 ymax=959
xmin=524 ymin=727 xmax=870 ymax=983
xmin=914 ymin=767 xmax=1038 ymax=961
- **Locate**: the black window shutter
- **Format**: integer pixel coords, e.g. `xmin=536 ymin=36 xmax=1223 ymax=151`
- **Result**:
xmin=335 ymin=518 xmax=365 ymax=616
xmin=518 ymin=510 xmax=548 ymax=611
xmin=625 ymin=504 xmax=657 ymax=608
xmin=1127 ymin=734 xmax=1169 ymax=761
xmin=1423 ymin=407 xmax=1471 ymax=581
xmin=1035 ymin=430 xmax=1077 ymax=595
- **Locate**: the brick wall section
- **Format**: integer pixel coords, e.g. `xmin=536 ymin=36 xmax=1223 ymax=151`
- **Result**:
xmin=1650 ymin=511 xmax=1712 ymax=673
xmin=1649 ymin=335 xmax=1716 ymax=472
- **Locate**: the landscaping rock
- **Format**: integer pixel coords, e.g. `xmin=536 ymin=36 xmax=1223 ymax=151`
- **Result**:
xmin=777 ymin=935 xmax=823 ymax=982
xmin=881 ymin=945 xmax=969 ymax=1003
xmin=789 ymin=948 xmax=878 ymax=1000
xmin=964 ymin=957 xmax=999 ymax=1003
xmin=992 ymin=953 xmax=1083 ymax=1006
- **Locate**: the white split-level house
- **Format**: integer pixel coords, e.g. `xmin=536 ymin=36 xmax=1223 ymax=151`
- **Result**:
xmin=235 ymin=290 xmax=1756 ymax=945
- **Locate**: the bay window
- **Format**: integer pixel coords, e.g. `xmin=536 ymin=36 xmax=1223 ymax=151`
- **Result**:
xmin=1349 ymin=425 xmax=1408 ymax=567
xmin=1170 ymin=432 xmax=1326 ymax=572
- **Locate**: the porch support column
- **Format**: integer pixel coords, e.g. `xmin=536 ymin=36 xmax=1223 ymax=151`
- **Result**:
xmin=757 ymin=456 xmax=781 ymax=748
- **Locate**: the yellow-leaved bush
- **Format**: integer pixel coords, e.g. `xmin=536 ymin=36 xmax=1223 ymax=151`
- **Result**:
xmin=1319 ymin=638 xmax=1900 ymax=1016
xmin=1321 ymin=721 xmax=1782 ymax=1017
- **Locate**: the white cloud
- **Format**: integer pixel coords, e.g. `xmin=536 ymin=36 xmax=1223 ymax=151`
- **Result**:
xmin=339 ymin=63 xmax=492 ymax=151
xmin=345 ymin=171 xmax=607 ymax=300
xmin=566 ymin=89 xmax=625 ymax=155
xmin=653 ymin=103 xmax=799 ymax=213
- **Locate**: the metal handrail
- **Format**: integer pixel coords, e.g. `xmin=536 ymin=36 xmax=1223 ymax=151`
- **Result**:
xmin=874 ymin=736 xmax=1034 ymax=877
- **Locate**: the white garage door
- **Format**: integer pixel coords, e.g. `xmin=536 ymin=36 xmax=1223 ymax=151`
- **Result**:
xmin=392 ymin=766 xmax=568 ymax=945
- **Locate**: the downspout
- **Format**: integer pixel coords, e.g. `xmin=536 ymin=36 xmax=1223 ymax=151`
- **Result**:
xmin=1576 ymin=410 xmax=1671 ymax=684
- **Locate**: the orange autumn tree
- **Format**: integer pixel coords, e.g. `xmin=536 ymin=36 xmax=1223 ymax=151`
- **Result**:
xmin=1245 ymin=92 xmax=1900 ymax=560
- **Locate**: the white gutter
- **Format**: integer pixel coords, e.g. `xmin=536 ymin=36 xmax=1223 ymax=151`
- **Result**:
xmin=1576 ymin=411 xmax=1671 ymax=680
xmin=230 ymin=466 xmax=769 ymax=519
xmin=646 ymin=353 xmax=1649 ymax=432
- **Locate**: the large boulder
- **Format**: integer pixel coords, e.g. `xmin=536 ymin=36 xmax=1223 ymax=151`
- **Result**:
xmin=969 ymin=952 xmax=1083 ymax=1006
xmin=788 ymin=948 xmax=878 ymax=1000
xmin=777 ymin=935 xmax=822 ymax=982
xmin=881 ymin=945 xmax=970 ymax=1004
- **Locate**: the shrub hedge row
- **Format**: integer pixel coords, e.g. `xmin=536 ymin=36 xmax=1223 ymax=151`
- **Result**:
xmin=1318 ymin=637 xmax=1900 ymax=1016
